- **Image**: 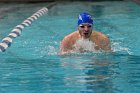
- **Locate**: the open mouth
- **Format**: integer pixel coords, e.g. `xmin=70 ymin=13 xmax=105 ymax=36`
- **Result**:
xmin=84 ymin=33 xmax=89 ymax=36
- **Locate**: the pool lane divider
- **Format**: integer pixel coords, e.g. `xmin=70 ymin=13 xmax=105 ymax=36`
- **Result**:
xmin=0 ymin=7 xmax=48 ymax=52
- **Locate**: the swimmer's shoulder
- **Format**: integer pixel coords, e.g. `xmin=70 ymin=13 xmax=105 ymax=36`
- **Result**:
xmin=91 ymin=30 xmax=109 ymax=39
xmin=61 ymin=31 xmax=79 ymax=50
xmin=63 ymin=31 xmax=79 ymax=40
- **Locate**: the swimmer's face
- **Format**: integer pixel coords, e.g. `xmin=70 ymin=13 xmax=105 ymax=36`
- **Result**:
xmin=78 ymin=23 xmax=92 ymax=39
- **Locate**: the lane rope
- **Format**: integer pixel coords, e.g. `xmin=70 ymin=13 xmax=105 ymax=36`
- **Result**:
xmin=0 ymin=7 xmax=48 ymax=52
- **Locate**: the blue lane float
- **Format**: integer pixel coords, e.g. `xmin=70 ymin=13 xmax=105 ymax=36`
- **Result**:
xmin=0 ymin=7 xmax=48 ymax=52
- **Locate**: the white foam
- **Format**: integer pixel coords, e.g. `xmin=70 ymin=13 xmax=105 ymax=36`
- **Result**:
xmin=73 ymin=38 xmax=97 ymax=53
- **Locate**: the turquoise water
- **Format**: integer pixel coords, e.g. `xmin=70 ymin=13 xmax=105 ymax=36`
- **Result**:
xmin=0 ymin=1 xmax=140 ymax=93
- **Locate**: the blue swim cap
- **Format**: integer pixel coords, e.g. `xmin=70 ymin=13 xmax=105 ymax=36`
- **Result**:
xmin=78 ymin=12 xmax=93 ymax=26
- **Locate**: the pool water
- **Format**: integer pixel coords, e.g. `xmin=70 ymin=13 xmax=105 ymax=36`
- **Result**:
xmin=0 ymin=1 xmax=140 ymax=93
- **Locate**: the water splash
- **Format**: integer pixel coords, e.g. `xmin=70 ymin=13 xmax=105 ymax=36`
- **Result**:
xmin=47 ymin=45 xmax=58 ymax=55
xmin=111 ymin=42 xmax=132 ymax=55
xmin=39 ymin=39 xmax=133 ymax=56
xmin=73 ymin=38 xmax=98 ymax=53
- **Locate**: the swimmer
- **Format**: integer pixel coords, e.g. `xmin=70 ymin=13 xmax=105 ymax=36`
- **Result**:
xmin=60 ymin=12 xmax=111 ymax=55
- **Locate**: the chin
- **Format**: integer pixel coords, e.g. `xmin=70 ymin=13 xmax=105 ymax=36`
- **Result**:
xmin=84 ymin=34 xmax=90 ymax=38
xmin=83 ymin=36 xmax=90 ymax=39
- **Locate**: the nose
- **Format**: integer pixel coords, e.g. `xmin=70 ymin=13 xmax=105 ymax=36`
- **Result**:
xmin=84 ymin=26 xmax=90 ymax=31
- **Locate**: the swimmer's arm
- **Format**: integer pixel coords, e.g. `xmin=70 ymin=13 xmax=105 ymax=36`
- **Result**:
xmin=60 ymin=37 xmax=72 ymax=55
xmin=93 ymin=31 xmax=111 ymax=51
xmin=101 ymin=36 xmax=111 ymax=51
